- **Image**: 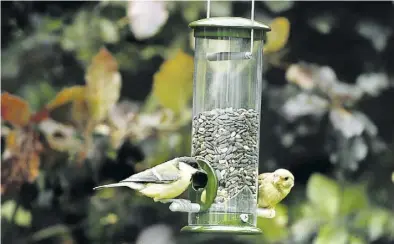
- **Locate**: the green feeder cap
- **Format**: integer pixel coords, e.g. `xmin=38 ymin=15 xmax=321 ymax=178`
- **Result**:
xmin=189 ymin=17 xmax=271 ymax=39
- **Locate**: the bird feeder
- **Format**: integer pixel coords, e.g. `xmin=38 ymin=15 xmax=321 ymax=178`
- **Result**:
xmin=175 ymin=3 xmax=271 ymax=234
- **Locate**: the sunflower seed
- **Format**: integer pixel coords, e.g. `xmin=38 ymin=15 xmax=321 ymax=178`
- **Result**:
xmin=192 ymin=107 xmax=260 ymax=203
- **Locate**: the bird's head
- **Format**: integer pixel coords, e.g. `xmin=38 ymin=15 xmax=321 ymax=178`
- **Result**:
xmin=177 ymin=157 xmax=201 ymax=174
xmin=177 ymin=157 xmax=207 ymax=190
xmin=272 ymin=169 xmax=294 ymax=190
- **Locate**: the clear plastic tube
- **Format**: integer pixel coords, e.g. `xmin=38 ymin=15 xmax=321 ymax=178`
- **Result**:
xmin=188 ymin=27 xmax=264 ymax=231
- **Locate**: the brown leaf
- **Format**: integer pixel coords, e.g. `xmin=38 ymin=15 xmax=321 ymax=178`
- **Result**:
xmin=1 ymin=92 xmax=31 ymax=127
xmin=85 ymin=47 xmax=122 ymax=122
xmin=38 ymin=119 xmax=82 ymax=153
xmin=1 ymin=128 xmax=42 ymax=195
xmin=71 ymin=98 xmax=90 ymax=130
xmin=46 ymin=86 xmax=86 ymax=111
xmin=285 ymin=64 xmax=316 ymax=90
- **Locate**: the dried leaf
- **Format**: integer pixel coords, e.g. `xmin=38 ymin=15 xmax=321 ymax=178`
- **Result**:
xmin=71 ymin=98 xmax=90 ymax=130
xmin=286 ymin=63 xmax=338 ymax=92
xmin=152 ymin=50 xmax=194 ymax=114
xmin=329 ymin=108 xmax=365 ymax=138
xmin=356 ymin=20 xmax=391 ymax=52
xmin=264 ymin=17 xmax=290 ymax=54
xmin=1 ymin=128 xmax=42 ymax=194
xmin=356 ymin=73 xmax=390 ymax=97
xmin=285 ymin=64 xmax=316 ymax=90
xmin=308 ymin=14 xmax=336 ymax=35
xmin=38 ymin=119 xmax=82 ymax=152
xmin=1 ymin=92 xmax=31 ymax=127
xmin=108 ymin=100 xmax=140 ymax=130
xmin=127 ymin=0 xmax=169 ymax=40
xmin=330 ymin=82 xmax=364 ymax=105
xmin=281 ymin=93 xmax=329 ymax=121
xmin=264 ymin=1 xmax=294 ymax=13
xmin=85 ymin=48 xmax=122 ymax=122
xmin=351 ymin=137 xmax=368 ymax=162
xmin=46 ymin=86 xmax=86 ymax=111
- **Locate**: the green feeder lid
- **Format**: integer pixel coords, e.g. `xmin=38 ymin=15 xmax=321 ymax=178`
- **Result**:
xmin=189 ymin=17 xmax=271 ymax=31
xmin=189 ymin=17 xmax=270 ymax=39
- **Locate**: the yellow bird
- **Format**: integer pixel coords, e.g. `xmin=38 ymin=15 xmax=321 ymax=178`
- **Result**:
xmin=257 ymin=168 xmax=294 ymax=218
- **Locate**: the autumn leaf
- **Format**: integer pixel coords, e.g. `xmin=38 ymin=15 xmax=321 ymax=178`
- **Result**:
xmin=1 ymin=92 xmax=31 ymax=127
xmin=85 ymin=47 xmax=122 ymax=122
xmin=264 ymin=17 xmax=291 ymax=54
xmin=38 ymin=118 xmax=82 ymax=152
xmin=46 ymin=86 xmax=86 ymax=111
xmin=152 ymin=50 xmax=194 ymax=114
xmin=1 ymin=128 xmax=42 ymax=194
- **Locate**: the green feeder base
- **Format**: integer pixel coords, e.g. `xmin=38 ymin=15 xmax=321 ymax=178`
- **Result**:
xmin=181 ymin=225 xmax=262 ymax=235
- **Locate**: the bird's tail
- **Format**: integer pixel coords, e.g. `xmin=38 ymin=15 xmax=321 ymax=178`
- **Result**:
xmin=93 ymin=182 xmax=143 ymax=191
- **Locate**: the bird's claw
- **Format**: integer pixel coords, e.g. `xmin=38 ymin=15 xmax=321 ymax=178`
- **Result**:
xmin=158 ymin=199 xmax=177 ymax=204
xmin=257 ymin=208 xmax=276 ymax=218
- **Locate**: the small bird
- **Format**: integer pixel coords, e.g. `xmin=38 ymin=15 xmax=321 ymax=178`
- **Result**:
xmin=93 ymin=157 xmax=204 ymax=203
xmin=257 ymin=168 xmax=294 ymax=218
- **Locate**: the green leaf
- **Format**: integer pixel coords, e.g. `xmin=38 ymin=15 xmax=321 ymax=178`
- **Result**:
xmin=313 ymin=223 xmax=349 ymax=244
xmin=349 ymin=235 xmax=367 ymax=244
xmin=180 ymin=2 xmax=204 ymax=22
xmin=31 ymin=224 xmax=70 ymax=242
xmin=306 ymin=174 xmax=340 ymax=219
xmin=1 ymin=200 xmax=32 ymax=227
xmin=386 ymin=214 xmax=394 ymax=240
xmin=368 ymin=208 xmax=389 ymax=241
xmin=340 ymin=183 xmax=369 ymax=215
xmin=99 ymin=19 xmax=120 ymax=44
xmin=352 ymin=209 xmax=372 ymax=230
xmin=257 ymin=204 xmax=289 ymax=242
xmin=152 ymin=50 xmax=194 ymax=114
xmin=291 ymin=218 xmax=321 ymax=243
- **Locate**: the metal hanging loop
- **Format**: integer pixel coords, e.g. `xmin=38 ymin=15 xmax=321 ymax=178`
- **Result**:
xmin=207 ymin=0 xmax=211 ymax=18
xmin=204 ymin=0 xmax=256 ymax=61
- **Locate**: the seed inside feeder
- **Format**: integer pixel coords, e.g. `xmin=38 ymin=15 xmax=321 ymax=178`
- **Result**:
xmin=192 ymin=107 xmax=259 ymax=203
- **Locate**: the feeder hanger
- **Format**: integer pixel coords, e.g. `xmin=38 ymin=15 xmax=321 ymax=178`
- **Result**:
xmin=205 ymin=0 xmax=256 ymax=62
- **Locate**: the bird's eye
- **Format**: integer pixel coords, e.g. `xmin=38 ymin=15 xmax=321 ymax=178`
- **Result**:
xmin=284 ymin=177 xmax=289 ymax=181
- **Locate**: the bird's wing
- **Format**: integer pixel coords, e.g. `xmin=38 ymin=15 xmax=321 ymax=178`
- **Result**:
xmin=121 ymin=162 xmax=180 ymax=184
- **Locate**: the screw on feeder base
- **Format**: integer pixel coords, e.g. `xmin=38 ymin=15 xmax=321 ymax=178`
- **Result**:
xmin=240 ymin=214 xmax=249 ymax=223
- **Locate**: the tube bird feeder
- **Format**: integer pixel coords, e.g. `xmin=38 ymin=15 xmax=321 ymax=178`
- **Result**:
xmin=178 ymin=15 xmax=271 ymax=234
